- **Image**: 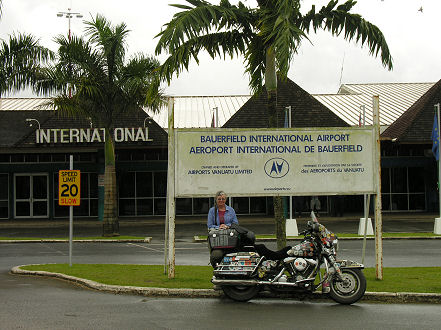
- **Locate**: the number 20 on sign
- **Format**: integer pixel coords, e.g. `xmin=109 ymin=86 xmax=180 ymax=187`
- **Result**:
xmin=59 ymin=170 xmax=81 ymax=206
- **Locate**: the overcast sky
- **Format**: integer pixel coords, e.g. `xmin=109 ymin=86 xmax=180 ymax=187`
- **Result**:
xmin=1 ymin=0 xmax=439 ymax=97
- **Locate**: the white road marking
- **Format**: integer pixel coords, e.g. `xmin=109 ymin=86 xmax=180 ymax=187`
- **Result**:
xmin=126 ymin=243 xmax=163 ymax=252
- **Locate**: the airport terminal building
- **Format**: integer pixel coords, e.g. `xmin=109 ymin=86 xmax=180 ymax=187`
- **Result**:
xmin=1 ymin=78 xmax=440 ymax=221
xmin=0 ymin=105 xmax=168 ymax=220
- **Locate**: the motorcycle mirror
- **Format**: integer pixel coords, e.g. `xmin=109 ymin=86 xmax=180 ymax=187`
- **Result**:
xmin=311 ymin=211 xmax=318 ymax=222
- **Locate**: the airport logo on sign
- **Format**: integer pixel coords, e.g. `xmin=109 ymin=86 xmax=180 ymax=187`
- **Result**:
xmin=264 ymin=158 xmax=289 ymax=178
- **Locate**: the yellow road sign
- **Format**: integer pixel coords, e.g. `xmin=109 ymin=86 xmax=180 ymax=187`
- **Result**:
xmin=59 ymin=170 xmax=81 ymax=206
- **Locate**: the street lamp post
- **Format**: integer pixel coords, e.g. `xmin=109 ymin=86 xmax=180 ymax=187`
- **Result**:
xmin=57 ymin=8 xmax=82 ymax=98
xmin=57 ymin=8 xmax=83 ymax=41
xmin=26 ymin=118 xmax=40 ymax=130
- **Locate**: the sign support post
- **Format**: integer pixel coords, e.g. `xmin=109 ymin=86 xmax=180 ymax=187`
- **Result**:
xmin=166 ymin=98 xmax=176 ymax=279
xmin=58 ymin=157 xmax=80 ymax=267
xmin=435 ymin=103 xmax=441 ymax=234
xmin=373 ymin=95 xmax=383 ymax=280
xmin=360 ymin=104 xmax=372 ymax=264
xmin=69 ymin=155 xmax=73 ymax=267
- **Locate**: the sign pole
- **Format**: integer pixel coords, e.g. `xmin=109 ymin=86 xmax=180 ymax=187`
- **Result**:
xmin=166 ymin=98 xmax=176 ymax=279
xmin=373 ymin=95 xmax=383 ymax=280
xmin=69 ymin=155 xmax=73 ymax=267
xmin=436 ymin=103 xmax=441 ymax=218
xmin=287 ymin=106 xmax=292 ymax=221
xmin=360 ymin=104 xmax=370 ymax=264
xmin=361 ymin=194 xmax=370 ymax=264
xmin=435 ymin=104 xmax=441 ymax=235
xmin=58 ymin=163 xmax=80 ymax=267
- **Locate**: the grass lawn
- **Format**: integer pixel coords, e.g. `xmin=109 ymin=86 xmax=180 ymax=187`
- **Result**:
xmin=20 ymin=264 xmax=441 ymax=293
xmin=22 ymin=264 xmax=213 ymax=289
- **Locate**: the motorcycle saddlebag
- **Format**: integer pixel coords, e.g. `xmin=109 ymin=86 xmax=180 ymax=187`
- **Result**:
xmin=213 ymin=252 xmax=261 ymax=277
xmin=208 ymin=228 xmax=239 ymax=249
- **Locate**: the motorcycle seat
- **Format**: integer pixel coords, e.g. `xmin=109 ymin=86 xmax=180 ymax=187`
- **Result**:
xmin=254 ymin=244 xmax=292 ymax=260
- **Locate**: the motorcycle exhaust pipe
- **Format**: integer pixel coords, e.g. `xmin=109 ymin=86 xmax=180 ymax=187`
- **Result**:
xmin=212 ymin=279 xmax=259 ymax=286
xmin=212 ymin=278 xmax=313 ymax=287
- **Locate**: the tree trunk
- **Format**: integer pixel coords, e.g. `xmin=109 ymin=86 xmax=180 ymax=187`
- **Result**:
xmin=265 ymin=47 xmax=286 ymax=249
xmin=102 ymin=129 xmax=119 ymax=236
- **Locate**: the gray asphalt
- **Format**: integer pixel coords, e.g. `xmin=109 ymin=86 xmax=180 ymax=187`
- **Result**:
xmin=2 ymin=214 xmax=441 ymax=330
xmin=2 ymin=240 xmax=441 ymax=329
xmin=0 ymin=212 xmax=438 ymax=242
xmin=2 ymin=239 xmax=441 ymax=268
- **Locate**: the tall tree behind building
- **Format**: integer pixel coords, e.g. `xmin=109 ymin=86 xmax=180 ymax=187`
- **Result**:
xmin=35 ymin=15 xmax=164 ymax=236
xmin=155 ymin=0 xmax=393 ymax=248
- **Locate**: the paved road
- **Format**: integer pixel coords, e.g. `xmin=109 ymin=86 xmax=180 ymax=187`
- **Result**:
xmin=0 ymin=213 xmax=437 ymax=242
xmin=2 ymin=239 xmax=441 ymax=268
xmin=2 ymin=273 xmax=441 ymax=330
xmin=2 ymin=240 xmax=441 ymax=329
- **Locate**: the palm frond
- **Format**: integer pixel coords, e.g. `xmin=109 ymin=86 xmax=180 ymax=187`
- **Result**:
xmin=258 ymin=0 xmax=306 ymax=76
xmin=301 ymin=0 xmax=393 ymax=70
xmin=121 ymin=54 xmax=165 ymax=112
xmin=156 ymin=0 xmax=254 ymax=56
xmin=0 ymin=33 xmax=54 ymax=95
xmin=84 ymin=14 xmax=129 ymax=81
xmin=159 ymin=29 xmax=250 ymax=84
xmin=35 ymin=15 xmax=163 ymax=129
xmin=244 ymin=35 xmax=266 ymax=94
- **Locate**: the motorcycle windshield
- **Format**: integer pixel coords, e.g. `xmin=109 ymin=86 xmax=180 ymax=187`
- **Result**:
xmin=318 ymin=224 xmax=337 ymax=247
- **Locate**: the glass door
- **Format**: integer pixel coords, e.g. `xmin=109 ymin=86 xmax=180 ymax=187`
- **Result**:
xmin=14 ymin=174 xmax=49 ymax=218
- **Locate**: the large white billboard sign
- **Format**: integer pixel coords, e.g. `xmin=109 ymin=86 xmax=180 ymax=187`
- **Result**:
xmin=175 ymin=127 xmax=375 ymax=197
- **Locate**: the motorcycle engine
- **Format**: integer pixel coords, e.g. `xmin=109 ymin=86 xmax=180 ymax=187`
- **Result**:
xmin=293 ymin=258 xmax=308 ymax=271
xmin=287 ymin=257 xmax=318 ymax=282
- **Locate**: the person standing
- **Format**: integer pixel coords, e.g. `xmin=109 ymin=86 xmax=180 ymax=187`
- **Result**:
xmin=207 ymin=190 xmax=255 ymax=267
xmin=310 ymin=196 xmax=321 ymax=217
xmin=207 ymin=191 xmax=238 ymax=229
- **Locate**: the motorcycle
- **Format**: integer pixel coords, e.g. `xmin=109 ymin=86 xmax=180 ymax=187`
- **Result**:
xmin=210 ymin=212 xmax=366 ymax=304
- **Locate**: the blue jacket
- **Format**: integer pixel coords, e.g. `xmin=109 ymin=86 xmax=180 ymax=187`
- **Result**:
xmin=207 ymin=205 xmax=239 ymax=229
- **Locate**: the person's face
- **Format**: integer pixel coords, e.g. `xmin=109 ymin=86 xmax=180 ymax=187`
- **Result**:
xmin=216 ymin=195 xmax=226 ymax=207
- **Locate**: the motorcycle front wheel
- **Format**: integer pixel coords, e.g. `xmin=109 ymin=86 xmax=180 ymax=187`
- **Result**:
xmin=329 ymin=268 xmax=366 ymax=305
xmin=221 ymin=285 xmax=260 ymax=302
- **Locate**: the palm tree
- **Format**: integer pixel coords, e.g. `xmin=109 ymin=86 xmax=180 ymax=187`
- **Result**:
xmin=1 ymin=1 xmax=53 ymax=97
xmin=36 ymin=15 xmax=164 ymax=236
xmin=0 ymin=33 xmax=53 ymax=98
xmin=155 ymin=0 xmax=393 ymax=248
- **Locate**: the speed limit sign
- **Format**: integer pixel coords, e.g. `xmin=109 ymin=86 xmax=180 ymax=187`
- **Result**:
xmin=59 ymin=170 xmax=81 ymax=206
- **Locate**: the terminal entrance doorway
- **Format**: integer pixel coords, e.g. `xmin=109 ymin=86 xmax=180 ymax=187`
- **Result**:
xmin=14 ymin=173 xmax=49 ymax=218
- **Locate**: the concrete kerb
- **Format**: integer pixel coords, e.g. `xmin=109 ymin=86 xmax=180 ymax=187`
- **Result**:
xmin=10 ymin=265 xmax=221 ymax=298
xmin=10 ymin=265 xmax=441 ymax=304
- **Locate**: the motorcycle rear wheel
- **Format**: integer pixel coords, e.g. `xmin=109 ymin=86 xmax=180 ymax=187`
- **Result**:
xmin=329 ymin=268 xmax=366 ymax=305
xmin=221 ymin=285 xmax=260 ymax=302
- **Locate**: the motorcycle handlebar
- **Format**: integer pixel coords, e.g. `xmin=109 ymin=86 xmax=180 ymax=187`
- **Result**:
xmin=307 ymin=220 xmax=320 ymax=232
xmin=299 ymin=229 xmax=309 ymax=236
